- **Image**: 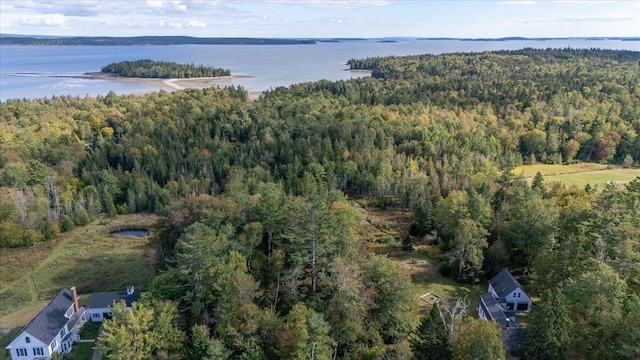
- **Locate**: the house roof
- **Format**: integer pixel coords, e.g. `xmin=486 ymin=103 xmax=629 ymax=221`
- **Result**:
xmin=15 ymin=289 xmax=74 ymax=346
xmin=489 ymin=269 xmax=528 ymax=298
xmin=480 ymin=292 xmax=510 ymax=328
xmin=89 ymin=291 xmax=141 ymax=309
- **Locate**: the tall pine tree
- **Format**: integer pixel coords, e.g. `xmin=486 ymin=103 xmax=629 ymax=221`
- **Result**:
xmin=521 ymin=290 xmax=570 ymax=360
xmin=409 ymin=302 xmax=451 ymax=359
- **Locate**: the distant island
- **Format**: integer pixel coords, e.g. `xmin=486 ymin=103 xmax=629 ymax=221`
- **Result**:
xmin=2 ymin=35 xmax=639 ymax=46
xmin=101 ymin=60 xmax=230 ymax=79
xmin=0 ymin=36 xmax=316 ymax=46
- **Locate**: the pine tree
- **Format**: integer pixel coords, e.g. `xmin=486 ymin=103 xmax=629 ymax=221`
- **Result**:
xmin=409 ymin=302 xmax=451 ymax=359
xmin=521 ymin=290 xmax=570 ymax=360
xmin=401 ymin=235 xmax=414 ymax=252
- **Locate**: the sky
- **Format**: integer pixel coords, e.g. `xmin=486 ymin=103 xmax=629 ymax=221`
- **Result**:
xmin=0 ymin=0 xmax=638 ymax=38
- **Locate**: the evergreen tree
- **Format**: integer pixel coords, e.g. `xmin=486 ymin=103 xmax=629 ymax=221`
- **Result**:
xmin=409 ymin=303 xmax=451 ymax=359
xmin=453 ymin=318 xmax=505 ymax=360
xmin=401 ymin=235 xmax=414 ymax=252
xmin=521 ymin=290 xmax=570 ymax=360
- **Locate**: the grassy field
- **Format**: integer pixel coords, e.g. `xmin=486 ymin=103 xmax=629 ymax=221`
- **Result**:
xmin=512 ymin=163 xmax=640 ymax=189
xmin=0 ymin=214 xmax=158 ymax=322
xmin=357 ymin=201 xmax=484 ymax=317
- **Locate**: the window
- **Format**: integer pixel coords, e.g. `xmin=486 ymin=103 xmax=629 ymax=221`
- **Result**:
xmin=25 ymin=336 xmax=30 ymax=344
xmin=33 ymin=347 xmax=44 ymax=356
xmin=50 ymin=339 xmax=57 ymax=350
xmin=17 ymin=348 xmax=28 ymax=356
xmin=60 ymin=328 xmax=66 ymax=337
xmin=62 ymin=343 xmax=68 ymax=352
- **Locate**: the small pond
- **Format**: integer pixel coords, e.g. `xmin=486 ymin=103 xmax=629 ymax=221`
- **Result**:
xmin=110 ymin=229 xmax=148 ymax=237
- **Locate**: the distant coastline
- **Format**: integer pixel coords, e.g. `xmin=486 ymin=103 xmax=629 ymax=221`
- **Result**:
xmin=1 ymin=35 xmax=639 ymax=46
xmin=0 ymin=36 xmax=316 ymax=46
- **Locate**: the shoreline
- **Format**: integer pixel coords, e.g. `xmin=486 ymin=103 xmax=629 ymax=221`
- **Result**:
xmin=55 ymin=72 xmax=263 ymax=101
xmin=80 ymin=72 xmax=253 ymax=91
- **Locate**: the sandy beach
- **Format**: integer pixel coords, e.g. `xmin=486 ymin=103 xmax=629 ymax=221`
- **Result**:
xmin=74 ymin=72 xmax=262 ymax=101
xmin=83 ymin=72 xmax=251 ymax=90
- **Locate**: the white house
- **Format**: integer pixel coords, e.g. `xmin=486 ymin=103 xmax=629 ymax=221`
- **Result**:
xmin=477 ymin=269 xmax=532 ymax=325
xmin=5 ymin=287 xmax=87 ymax=360
xmin=88 ymin=286 xmax=140 ymax=322
xmin=487 ymin=268 xmax=532 ymax=313
xmin=477 ymin=269 xmax=531 ymax=358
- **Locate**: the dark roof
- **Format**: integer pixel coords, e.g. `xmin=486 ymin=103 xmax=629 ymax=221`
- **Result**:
xmin=490 ymin=269 xmax=528 ymax=298
xmin=480 ymin=293 xmax=510 ymax=327
xmin=89 ymin=291 xmax=141 ymax=308
xmin=21 ymin=289 xmax=74 ymax=345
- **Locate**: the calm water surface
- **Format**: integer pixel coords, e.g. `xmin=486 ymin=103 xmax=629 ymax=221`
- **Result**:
xmin=1 ymin=39 xmax=639 ymax=101
xmin=111 ymin=229 xmax=149 ymax=237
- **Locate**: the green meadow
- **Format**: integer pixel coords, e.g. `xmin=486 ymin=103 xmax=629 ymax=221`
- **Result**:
xmin=512 ymin=163 xmax=640 ymax=189
xmin=0 ymin=214 xmax=158 ymax=319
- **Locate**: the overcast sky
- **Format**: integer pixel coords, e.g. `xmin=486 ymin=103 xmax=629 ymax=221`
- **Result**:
xmin=0 ymin=0 xmax=638 ymax=38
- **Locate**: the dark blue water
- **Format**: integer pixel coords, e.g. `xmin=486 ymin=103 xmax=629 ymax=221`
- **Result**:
xmin=2 ymin=39 xmax=639 ymax=101
xmin=111 ymin=229 xmax=148 ymax=237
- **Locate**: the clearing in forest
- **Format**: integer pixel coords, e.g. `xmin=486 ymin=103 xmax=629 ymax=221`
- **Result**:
xmin=512 ymin=163 xmax=639 ymax=189
xmin=0 ymin=214 xmax=158 ymax=322
xmin=356 ymin=200 xmax=484 ymax=315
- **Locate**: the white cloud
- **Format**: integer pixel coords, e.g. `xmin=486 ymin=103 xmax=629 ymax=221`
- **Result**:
xmin=516 ymin=14 xmax=637 ymax=23
xmin=250 ymin=0 xmax=395 ymax=10
xmin=187 ymin=20 xmax=206 ymax=27
xmin=11 ymin=0 xmax=102 ymax=16
xmin=145 ymin=0 xmax=188 ymax=11
xmin=21 ymin=13 xmax=65 ymax=26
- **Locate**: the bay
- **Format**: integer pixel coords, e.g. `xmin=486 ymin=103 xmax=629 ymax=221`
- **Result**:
xmin=1 ymin=39 xmax=639 ymax=102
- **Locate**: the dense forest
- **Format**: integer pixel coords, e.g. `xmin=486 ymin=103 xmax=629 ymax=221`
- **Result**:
xmin=101 ymin=60 xmax=231 ymax=79
xmin=1 ymin=48 xmax=640 ymax=359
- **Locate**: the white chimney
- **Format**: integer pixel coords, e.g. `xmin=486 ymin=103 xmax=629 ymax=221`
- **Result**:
xmin=126 ymin=286 xmax=134 ymax=296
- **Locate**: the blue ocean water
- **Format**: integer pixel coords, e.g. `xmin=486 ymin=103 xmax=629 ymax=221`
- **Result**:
xmin=1 ymin=39 xmax=639 ymax=101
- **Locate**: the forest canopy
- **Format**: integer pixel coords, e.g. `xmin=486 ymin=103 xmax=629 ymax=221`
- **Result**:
xmin=1 ymin=48 xmax=640 ymax=359
xmin=101 ymin=59 xmax=231 ymax=79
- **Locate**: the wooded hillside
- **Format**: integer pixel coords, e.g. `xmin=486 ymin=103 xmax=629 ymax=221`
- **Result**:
xmin=1 ymin=48 xmax=639 ymax=359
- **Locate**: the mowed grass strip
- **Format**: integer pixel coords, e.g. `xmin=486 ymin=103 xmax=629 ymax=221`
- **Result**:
xmin=0 ymin=214 xmax=158 ymax=318
xmin=513 ymin=163 xmax=640 ymax=189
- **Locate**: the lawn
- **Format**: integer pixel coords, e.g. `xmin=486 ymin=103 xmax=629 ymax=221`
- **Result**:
xmin=79 ymin=321 xmax=101 ymax=340
xmin=512 ymin=163 xmax=639 ymax=189
xmin=0 ymin=214 xmax=158 ymax=319
xmin=357 ymin=201 xmax=484 ymax=317
xmin=64 ymin=342 xmax=95 ymax=360
xmin=392 ymin=247 xmax=485 ymax=316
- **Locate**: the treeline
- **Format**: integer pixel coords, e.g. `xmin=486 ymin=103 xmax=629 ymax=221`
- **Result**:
xmin=0 ymin=36 xmax=316 ymax=46
xmin=1 ymin=48 xmax=640 ymax=358
xmin=101 ymin=59 xmax=231 ymax=79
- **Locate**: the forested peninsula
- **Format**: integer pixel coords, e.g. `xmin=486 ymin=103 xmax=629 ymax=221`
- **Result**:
xmin=1 ymin=48 xmax=640 ymax=359
xmin=101 ymin=60 xmax=231 ymax=79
